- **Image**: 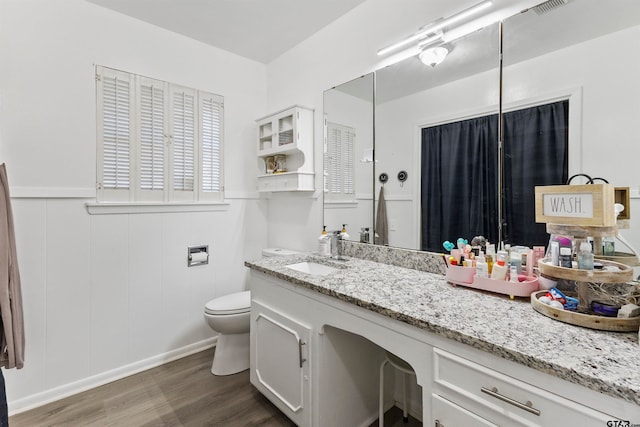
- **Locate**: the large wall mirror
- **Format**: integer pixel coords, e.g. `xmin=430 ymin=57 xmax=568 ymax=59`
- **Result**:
xmin=323 ymin=0 xmax=640 ymax=257
xmin=323 ymin=73 xmax=375 ymax=238
xmin=375 ymin=21 xmax=501 ymax=251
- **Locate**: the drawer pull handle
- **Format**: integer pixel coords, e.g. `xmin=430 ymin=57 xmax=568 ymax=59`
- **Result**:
xmin=298 ymin=340 xmax=307 ymax=368
xmin=481 ymin=386 xmax=541 ymax=416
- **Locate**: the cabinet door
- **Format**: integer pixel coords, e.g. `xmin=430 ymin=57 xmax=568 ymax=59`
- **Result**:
xmin=432 ymin=394 xmax=498 ymax=427
xmin=251 ymin=300 xmax=311 ymax=426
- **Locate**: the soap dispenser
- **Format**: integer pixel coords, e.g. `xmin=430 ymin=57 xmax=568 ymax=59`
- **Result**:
xmin=340 ymin=224 xmax=350 ymax=239
xmin=318 ymin=226 xmax=330 ymax=256
xmin=359 ymin=227 xmax=370 ymax=243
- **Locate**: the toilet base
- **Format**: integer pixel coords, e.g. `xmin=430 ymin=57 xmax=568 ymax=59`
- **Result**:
xmin=211 ymin=332 xmax=250 ymax=376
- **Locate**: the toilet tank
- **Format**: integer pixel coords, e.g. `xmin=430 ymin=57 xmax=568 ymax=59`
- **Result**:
xmin=262 ymin=248 xmax=299 ymax=257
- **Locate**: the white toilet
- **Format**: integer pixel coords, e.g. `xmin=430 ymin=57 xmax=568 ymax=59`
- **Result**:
xmin=203 ymin=248 xmax=299 ymax=376
xmin=204 ymin=290 xmax=252 ymax=375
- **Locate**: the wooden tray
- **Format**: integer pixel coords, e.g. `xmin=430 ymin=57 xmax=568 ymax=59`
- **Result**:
xmin=530 ymin=291 xmax=640 ymax=332
xmin=537 ymin=258 xmax=633 ymax=282
xmin=597 ymin=252 xmax=640 ymax=267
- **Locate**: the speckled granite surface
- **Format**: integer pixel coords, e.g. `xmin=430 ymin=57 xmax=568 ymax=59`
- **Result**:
xmin=245 ymin=252 xmax=640 ymax=407
xmin=341 ymin=240 xmax=448 ymax=274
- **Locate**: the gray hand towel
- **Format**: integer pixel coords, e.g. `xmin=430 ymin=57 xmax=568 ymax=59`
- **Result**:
xmin=0 ymin=163 xmax=25 ymax=369
xmin=375 ymin=186 xmax=389 ymax=245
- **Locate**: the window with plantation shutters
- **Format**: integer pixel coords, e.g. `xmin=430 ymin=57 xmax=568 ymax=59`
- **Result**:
xmin=97 ymin=67 xmax=133 ymax=201
xmin=200 ymin=93 xmax=224 ymax=200
xmin=138 ymin=77 xmax=166 ymax=200
xmin=325 ymin=121 xmax=355 ymax=201
xmin=170 ymin=86 xmax=196 ymax=200
xmin=96 ymin=66 xmax=224 ymax=203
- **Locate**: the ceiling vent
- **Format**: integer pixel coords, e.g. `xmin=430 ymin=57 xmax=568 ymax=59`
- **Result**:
xmin=533 ymin=0 xmax=569 ymax=15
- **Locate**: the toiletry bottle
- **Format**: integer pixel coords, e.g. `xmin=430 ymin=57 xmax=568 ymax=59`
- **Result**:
xmin=577 ymin=241 xmax=594 ymax=270
xmin=603 ymin=237 xmax=615 ymax=256
xmin=509 ymin=266 xmax=519 ymax=283
xmin=341 ymin=224 xmax=350 ymax=239
xmin=485 ymin=244 xmax=495 ymax=275
xmin=559 ymin=246 xmax=572 ymax=268
xmin=318 ymin=226 xmax=330 ymax=256
xmin=360 ymin=227 xmax=370 ymax=243
xmin=509 ymin=249 xmax=522 ymax=274
xmin=491 ymin=252 xmax=508 ymax=281
xmin=550 ymin=240 xmax=560 ymax=266
xmin=475 ymin=255 xmax=488 ymax=278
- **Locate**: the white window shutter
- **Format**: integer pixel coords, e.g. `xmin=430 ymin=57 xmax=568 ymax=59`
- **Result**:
xmin=199 ymin=92 xmax=224 ymax=201
xmin=343 ymin=127 xmax=355 ymax=195
xmin=97 ymin=66 xmax=134 ymax=202
xmin=326 ymin=122 xmax=356 ymax=201
xmin=138 ymin=77 xmax=166 ymax=201
xmin=170 ymin=85 xmax=197 ymax=201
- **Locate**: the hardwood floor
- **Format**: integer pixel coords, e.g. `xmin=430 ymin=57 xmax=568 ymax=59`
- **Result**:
xmin=10 ymin=348 xmax=421 ymax=426
xmin=10 ymin=349 xmax=295 ymax=427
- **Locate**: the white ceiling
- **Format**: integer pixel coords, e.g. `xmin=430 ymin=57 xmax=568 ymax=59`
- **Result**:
xmin=85 ymin=0 xmax=367 ymax=63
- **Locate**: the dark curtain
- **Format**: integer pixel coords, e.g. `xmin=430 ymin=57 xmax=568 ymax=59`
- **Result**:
xmin=420 ymin=100 xmax=568 ymax=251
xmin=420 ymin=115 xmax=499 ymax=252
xmin=0 ymin=368 xmax=6 ymax=426
xmin=503 ymin=100 xmax=569 ymax=246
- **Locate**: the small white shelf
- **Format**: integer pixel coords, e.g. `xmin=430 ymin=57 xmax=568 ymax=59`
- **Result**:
xmin=257 ymin=172 xmax=314 ymax=192
xmin=255 ymin=106 xmax=314 ymax=192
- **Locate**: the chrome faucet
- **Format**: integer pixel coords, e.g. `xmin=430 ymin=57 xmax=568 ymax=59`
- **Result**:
xmin=328 ymin=230 xmax=347 ymax=260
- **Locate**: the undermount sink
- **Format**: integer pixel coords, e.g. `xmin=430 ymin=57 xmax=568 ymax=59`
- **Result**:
xmin=285 ymin=261 xmax=338 ymax=276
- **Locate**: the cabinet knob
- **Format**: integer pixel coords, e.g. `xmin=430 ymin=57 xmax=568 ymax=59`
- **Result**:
xmin=435 ymin=420 xmax=443 ymax=427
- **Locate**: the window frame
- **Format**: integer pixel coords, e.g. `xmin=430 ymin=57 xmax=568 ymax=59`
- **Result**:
xmin=96 ymin=65 xmax=224 ymax=204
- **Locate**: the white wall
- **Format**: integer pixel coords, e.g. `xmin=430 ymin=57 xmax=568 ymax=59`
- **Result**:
xmin=1 ymin=0 xmax=268 ymax=412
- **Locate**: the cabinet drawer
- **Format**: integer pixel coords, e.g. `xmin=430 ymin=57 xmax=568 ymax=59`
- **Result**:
xmin=433 ymin=348 xmax=615 ymax=426
xmin=432 ymin=393 xmax=498 ymax=427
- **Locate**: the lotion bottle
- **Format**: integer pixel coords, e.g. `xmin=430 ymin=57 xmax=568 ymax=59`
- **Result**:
xmin=475 ymin=255 xmax=488 ymax=278
xmin=491 ymin=251 xmax=508 ymax=281
xmin=318 ymin=226 xmax=330 ymax=256
xmin=577 ymin=241 xmax=594 ymax=270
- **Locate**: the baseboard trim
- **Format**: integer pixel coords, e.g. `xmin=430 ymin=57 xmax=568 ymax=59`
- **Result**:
xmin=8 ymin=337 xmax=217 ymax=415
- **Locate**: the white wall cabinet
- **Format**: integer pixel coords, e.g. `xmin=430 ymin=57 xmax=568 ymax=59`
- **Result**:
xmin=250 ymin=299 xmax=312 ymax=426
xmin=255 ymin=105 xmax=314 ymax=192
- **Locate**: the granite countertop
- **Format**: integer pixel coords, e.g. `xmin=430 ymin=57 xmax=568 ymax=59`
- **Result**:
xmin=245 ymin=253 xmax=640 ymax=407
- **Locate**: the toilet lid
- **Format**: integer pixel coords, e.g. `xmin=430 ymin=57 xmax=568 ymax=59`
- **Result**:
xmin=205 ymin=291 xmax=251 ymax=315
xmin=262 ymin=247 xmax=299 ymax=257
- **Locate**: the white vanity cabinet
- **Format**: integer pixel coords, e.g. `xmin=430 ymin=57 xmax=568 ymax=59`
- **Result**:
xmin=256 ymin=105 xmax=314 ymax=192
xmin=247 ymin=266 xmax=638 ymax=426
xmin=250 ymin=299 xmax=312 ymax=426
xmin=431 ymin=349 xmax=618 ymax=427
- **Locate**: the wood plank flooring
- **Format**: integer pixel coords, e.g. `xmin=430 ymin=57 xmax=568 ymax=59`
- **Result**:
xmin=9 ymin=348 xmax=421 ymax=426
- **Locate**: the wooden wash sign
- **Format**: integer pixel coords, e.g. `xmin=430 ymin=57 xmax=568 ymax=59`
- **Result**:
xmin=534 ymin=184 xmax=615 ymax=226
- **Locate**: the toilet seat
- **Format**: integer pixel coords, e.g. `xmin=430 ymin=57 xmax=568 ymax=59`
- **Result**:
xmin=205 ymin=291 xmax=251 ymax=315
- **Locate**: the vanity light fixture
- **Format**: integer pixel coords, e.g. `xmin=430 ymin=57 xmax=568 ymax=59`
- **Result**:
xmin=377 ymin=0 xmax=493 ymax=57
xmin=419 ymin=46 xmax=449 ymax=67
